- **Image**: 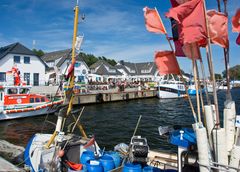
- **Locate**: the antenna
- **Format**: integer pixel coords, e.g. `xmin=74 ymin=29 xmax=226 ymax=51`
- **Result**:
xmin=33 ymin=40 xmax=36 ymax=49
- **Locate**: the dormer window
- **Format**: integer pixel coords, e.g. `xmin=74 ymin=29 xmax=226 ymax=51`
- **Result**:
xmin=14 ymin=56 xmax=20 ymax=63
xmin=75 ymin=62 xmax=81 ymax=67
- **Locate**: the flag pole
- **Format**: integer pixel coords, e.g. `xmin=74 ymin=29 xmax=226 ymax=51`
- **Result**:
xmin=203 ymin=0 xmax=220 ymax=127
xmin=191 ymin=49 xmax=201 ymax=123
xmin=199 ymin=57 xmax=210 ymax=105
xmin=196 ymin=60 xmax=205 ymax=118
xmin=155 ymin=7 xmax=198 ymax=123
xmin=221 ymin=0 xmax=232 ymax=102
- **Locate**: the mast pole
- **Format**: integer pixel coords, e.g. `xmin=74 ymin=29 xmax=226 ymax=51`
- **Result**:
xmin=55 ymin=2 xmax=79 ymax=132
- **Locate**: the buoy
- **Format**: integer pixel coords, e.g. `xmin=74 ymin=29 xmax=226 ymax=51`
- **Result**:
xmin=223 ymin=101 xmax=236 ymax=155
xmin=212 ymin=128 xmax=228 ymax=170
xmin=204 ymin=105 xmax=215 ymax=150
xmin=196 ymin=126 xmax=211 ymax=172
xmin=229 ymin=145 xmax=240 ymax=171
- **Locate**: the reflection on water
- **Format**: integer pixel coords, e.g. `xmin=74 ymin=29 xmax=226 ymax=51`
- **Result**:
xmin=0 ymin=89 xmax=239 ymax=152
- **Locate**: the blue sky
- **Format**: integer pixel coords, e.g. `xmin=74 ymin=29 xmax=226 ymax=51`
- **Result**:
xmin=0 ymin=0 xmax=239 ymax=74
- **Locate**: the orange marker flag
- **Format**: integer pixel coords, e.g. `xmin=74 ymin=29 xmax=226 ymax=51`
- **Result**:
xmin=143 ymin=7 xmax=167 ymax=34
xmin=166 ymin=0 xmax=207 ymax=45
xmin=154 ymin=51 xmax=180 ymax=75
xmin=207 ymin=10 xmax=229 ymax=48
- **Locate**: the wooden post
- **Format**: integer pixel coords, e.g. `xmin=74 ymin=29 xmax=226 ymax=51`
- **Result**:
xmin=192 ymin=58 xmax=201 ymax=123
xmin=203 ymin=0 xmax=220 ymax=126
xmin=199 ymin=58 xmax=210 ymax=105
xmin=196 ymin=61 xmax=205 ymax=114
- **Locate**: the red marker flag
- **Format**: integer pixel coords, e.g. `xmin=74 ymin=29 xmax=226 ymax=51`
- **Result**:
xmin=182 ymin=43 xmax=201 ymax=60
xmin=207 ymin=10 xmax=229 ymax=48
xmin=154 ymin=51 xmax=180 ymax=75
xmin=232 ymin=8 xmax=240 ymax=32
xmin=143 ymin=7 xmax=166 ymax=34
xmin=232 ymin=8 xmax=240 ymax=45
xmin=166 ymin=0 xmax=207 ymax=44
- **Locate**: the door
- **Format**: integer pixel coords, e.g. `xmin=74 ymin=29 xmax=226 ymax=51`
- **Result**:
xmin=33 ymin=73 xmax=39 ymax=86
xmin=24 ymin=73 xmax=30 ymax=85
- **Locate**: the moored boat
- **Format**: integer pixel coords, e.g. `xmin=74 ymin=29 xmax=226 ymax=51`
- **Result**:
xmin=0 ymin=85 xmax=63 ymax=121
xmin=156 ymin=75 xmax=186 ymax=99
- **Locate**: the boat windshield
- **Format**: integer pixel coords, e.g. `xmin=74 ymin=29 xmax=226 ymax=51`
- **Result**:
xmin=20 ymin=88 xmax=30 ymax=94
xmin=7 ymin=88 xmax=18 ymax=94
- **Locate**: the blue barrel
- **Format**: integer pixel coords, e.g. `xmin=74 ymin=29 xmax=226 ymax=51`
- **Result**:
xmin=86 ymin=160 xmax=104 ymax=172
xmin=99 ymin=155 xmax=115 ymax=172
xmin=123 ymin=163 xmax=142 ymax=172
xmin=143 ymin=165 xmax=153 ymax=172
xmin=104 ymin=151 xmax=121 ymax=167
xmin=80 ymin=151 xmax=95 ymax=165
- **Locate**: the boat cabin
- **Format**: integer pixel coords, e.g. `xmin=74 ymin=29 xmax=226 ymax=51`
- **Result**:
xmin=0 ymin=85 xmax=50 ymax=106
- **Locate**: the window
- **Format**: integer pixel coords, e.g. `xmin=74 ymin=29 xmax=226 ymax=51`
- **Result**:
xmin=14 ymin=56 xmax=20 ymax=63
xmin=35 ymin=98 xmax=40 ymax=102
xmin=8 ymin=88 xmax=18 ymax=94
xmin=33 ymin=73 xmax=39 ymax=86
xmin=20 ymin=88 xmax=29 ymax=94
xmin=0 ymin=72 xmax=6 ymax=82
xmin=24 ymin=56 xmax=30 ymax=64
xmin=82 ymin=69 xmax=86 ymax=74
xmin=41 ymin=97 xmax=45 ymax=102
xmin=30 ymin=98 xmax=34 ymax=103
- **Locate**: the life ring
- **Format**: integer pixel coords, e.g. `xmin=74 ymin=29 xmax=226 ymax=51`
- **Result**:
xmin=17 ymin=99 xmax=22 ymax=104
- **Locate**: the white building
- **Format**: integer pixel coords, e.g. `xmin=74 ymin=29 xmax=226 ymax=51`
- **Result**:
xmin=41 ymin=49 xmax=90 ymax=85
xmin=89 ymin=60 xmax=123 ymax=82
xmin=0 ymin=42 xmax=46 ymax=86
xmin=115 ymin=61 xmax=160 ymax=82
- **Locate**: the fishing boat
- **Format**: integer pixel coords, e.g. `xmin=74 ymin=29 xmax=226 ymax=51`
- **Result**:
xmin=23 ymin=0 xmax=240 ymax=172
xmin=0 ymin=67 xmax=63 ymax=121
xmin=156 ymin=75 xmax=186 ymax=99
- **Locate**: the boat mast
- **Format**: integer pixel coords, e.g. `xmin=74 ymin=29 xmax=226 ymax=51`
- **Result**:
xmin=55 ymin=1 xmax=79 ymax=132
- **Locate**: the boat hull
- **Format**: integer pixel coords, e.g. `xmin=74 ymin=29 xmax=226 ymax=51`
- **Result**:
xmin=157 ymin=84 xmax=186 ymax=99
xmin=0 ymin=100 xmax=63 ymax=121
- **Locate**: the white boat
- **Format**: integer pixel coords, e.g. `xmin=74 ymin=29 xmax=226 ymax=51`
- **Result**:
xmin=0 ymin=85 xmax=63 ymax=121
xmin=156 ymin=75 xmax=186 ymax=99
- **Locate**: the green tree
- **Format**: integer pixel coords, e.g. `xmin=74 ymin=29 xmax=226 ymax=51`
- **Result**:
xmin=222 ymin=65 xmax=240 ymax=80
xmin=215 ymin=73 xmax=222 ymax=80
xmin=32 ymin=49 xmax=44 ymax=57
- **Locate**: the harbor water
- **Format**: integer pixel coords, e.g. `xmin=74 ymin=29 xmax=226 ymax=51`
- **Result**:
xmin=0 ymin=89 xmax=239 ymax=153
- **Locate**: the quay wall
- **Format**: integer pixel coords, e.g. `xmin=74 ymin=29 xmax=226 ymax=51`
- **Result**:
xmin=72 ymin=90 xmax=157 ymax=105
xmin=30 ymin=86 xmax=157 ymax=105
